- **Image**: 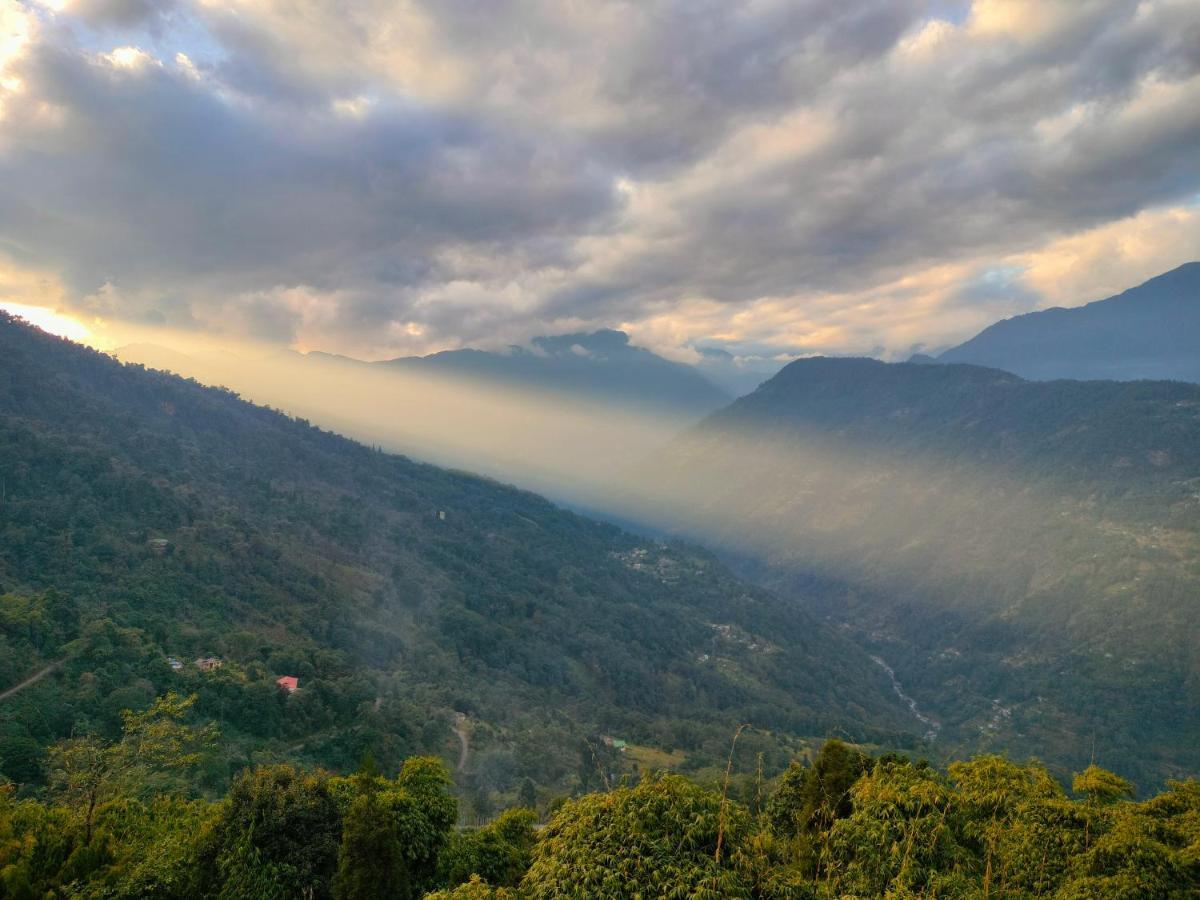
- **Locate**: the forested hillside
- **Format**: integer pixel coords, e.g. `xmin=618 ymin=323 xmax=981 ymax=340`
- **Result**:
xmin=629 ymin=357 xmax=1200 ymax=787
xmin=0 ymin=314 xmax=913 ymax=811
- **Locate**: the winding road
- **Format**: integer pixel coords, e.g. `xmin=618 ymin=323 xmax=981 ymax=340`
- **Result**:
xmin=452 ymin=713 xmax=471 ymax=773
xmin=0 ymin=659 xmax=65 ymax=703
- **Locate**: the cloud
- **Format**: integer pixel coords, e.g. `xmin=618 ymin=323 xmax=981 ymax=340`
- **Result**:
xmin=0 ymin=0 xmax=1198 ymax=358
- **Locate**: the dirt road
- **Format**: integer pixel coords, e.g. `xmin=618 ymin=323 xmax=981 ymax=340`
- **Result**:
xmin=0 ymin=659 xmax=64 ymax=703
xmin=452 ymin=713 xmax=471 ymax=773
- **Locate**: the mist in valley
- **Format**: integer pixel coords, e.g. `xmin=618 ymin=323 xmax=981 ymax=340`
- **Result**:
xmin=114 ymin=334 xmax=689 ymax=508
xmin=106 ymin=329 xmax=1200 ymax=783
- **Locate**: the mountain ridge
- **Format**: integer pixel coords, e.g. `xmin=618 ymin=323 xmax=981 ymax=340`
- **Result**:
xmin=936 ymin=261 xmax=1200 ymax=382
xmin=379 ymin=329 xmax=732 ymax=417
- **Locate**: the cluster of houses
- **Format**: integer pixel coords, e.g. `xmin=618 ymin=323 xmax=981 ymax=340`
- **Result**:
xmin=165 ymin=655 xmax=300 ymax=692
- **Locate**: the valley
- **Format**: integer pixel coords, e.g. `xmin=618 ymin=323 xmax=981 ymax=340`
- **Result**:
xmin=0 ymin=313 xmax=919 ymax=815
xmin=620 ymin=356 xmax=1200 ymax=787
xmin=3 ymin=1 xmax=1198 ymax=892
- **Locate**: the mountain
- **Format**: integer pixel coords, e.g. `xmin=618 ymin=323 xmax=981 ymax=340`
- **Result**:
xmin=937 ymin=262 xmax=1200 ymax=381
xmin=0 ymin=314 xmax=915 ymax=802
xmin=378 ymin=329 xmax=732 ymax=417
xmin=627 ymin=357 xmax=1200 ymax=786
xmin=690 ymin=346 xmax=783 ymax=396
xmin=120 ymin=329 xmax=733 ymax=424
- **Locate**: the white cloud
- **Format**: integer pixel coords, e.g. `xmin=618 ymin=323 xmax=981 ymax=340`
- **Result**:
xmin=101 ymin=45 xmax=154 ymax=68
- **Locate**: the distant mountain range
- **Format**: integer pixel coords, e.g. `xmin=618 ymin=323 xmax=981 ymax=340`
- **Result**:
xmin=934 ymin=262 xmax=1200 ymax=382
xmin=690 ymin=345 xmax=783 ymax=397
xmin=116 ymin=331 xmax=741 ymax=500
xmin=0 ymin=313 xmax=914 ymax=794
xmin=629 ymin=355 xmax=1200 ymax=786
xmin=123 ymin=330 xmax=737 ymax=422
xmin=375 ymin=329 xmax=733 ymax=418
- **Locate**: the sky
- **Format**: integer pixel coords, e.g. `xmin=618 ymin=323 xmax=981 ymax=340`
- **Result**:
xmin=1 ymin=0 xmax=1199 ymax=364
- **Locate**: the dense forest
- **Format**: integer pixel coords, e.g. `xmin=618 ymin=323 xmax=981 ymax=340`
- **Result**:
xmin=1 ymin=710 xmax=1196 ymax=898
xmin=0 ymin=314 xmax=918 ymax=814
xmin=629 ymin=356 xmax=1200 ymax=787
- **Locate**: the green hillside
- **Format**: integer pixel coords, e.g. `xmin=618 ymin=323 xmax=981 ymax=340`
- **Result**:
xmin=0 ymin=315 xmax=914 ymax=809
xmin=630 ymin=357 xmax=1200 ymax=787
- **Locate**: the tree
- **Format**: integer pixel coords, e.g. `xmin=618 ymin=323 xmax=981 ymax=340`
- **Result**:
xmin=325 ymin=755 xmax=457 ymax=900
xmin=393 ymin=755 xmax=457 ymax=894
xmin=46 ymin=692 xmax=216 ymax=841
xmin=425 ymin=874 xmax=518 ymax=899
xmin=949 ymin=755 xmax=1073 ymax=897
xmin=332 ymin=791 xmax=410 ymax=900
xmin=1059 ymin=805 xmax=1194 ymax=898
xmin=823 ymin=758 xmax=973 ymax=897
xmin=517 ymin=777 xmax=537 ymax=812
xmin=523 ymin=774 xmax=751 ymax=898
xmin=205 ymin=764 xmax=343 ymax=900
xmin=1073 ymin=764 xmax=1135 ymax=804
xmin=767 ymin=739 xmax=868 ymax=846
xmin=437 ymin=808 xmax=537 ymax=889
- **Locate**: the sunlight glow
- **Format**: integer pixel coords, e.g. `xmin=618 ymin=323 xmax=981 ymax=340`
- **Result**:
xmin=0 ymin=302 xmax=92 ymax=342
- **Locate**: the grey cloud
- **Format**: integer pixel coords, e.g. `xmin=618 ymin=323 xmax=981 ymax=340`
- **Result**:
xmin=1 ymin=0 xmax=1199 ymax=355
xmin=583 ymin=0 xmax=925 ymax=168
xmin=0 ymin=30 xmax=617 ymax=344
xmin=69 ymin=0 xmax=180 ymax=30
xmin=576 ymin=3 xmax=1200 ymax=306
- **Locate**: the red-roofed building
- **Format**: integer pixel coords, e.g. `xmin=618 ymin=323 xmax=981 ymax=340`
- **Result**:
xmin=276 ymin=675 xmax=299 ymax=693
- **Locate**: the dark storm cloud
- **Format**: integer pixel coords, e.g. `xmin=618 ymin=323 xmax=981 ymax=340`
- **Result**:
xmin=1 ymin=0 xmax=1198 ymax=356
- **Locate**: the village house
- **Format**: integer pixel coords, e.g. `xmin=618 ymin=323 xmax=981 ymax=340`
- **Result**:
xmin=276 ymin=675 xmax=299 ymax=693
xmin=194 ymin=656 xmax=222 ymax=672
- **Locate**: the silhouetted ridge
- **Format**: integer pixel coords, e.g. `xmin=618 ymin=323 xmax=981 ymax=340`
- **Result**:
xmin=937 ymin=261 xmax=1200 ymax=382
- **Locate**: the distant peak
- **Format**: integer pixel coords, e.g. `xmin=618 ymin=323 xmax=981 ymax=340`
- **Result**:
xmin=531 ymin=329 xmax=631 ymax=355
xmin=934 ymin=260 xmax=1200 ymax=383
xmin=761 ymin=355 xmax=1023 ymax=392
xmin=695 ymin=346 xmax=735 ymax=361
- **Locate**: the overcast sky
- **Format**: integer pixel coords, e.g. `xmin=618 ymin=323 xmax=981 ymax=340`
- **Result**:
xmin=1 ymin=0 xmax=1198 ymax=362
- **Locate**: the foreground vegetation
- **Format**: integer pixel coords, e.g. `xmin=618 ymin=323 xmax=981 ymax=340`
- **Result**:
xmin=1 ymin=701 xmax=1196 ymax=899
